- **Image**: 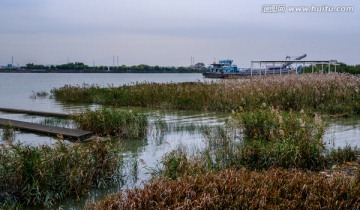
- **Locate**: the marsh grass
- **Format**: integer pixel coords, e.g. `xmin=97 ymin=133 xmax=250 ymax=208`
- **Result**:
xmin=72 ymin=108 xmax=148 ymax=138
xmin=30 ymin=91 xmax=49 ymax=99
xmin=0 ymin=141 xmax=122 ymax=208
xmin=53 ymin=74 xmax=360 ymax=115
xmin=39 ymin=117 xmax=74 ymax=128
xmin=231 ymin=107 xmax=327 ymax=170
xmin=158 ymin=107 xmax=357 ymax=178
xmin=159 ymin=148 xmax=203 ymax=180
xmin=327 ymin=145 xmax=360 ymax=164
xmin=88 ymin=168 xmax=360 ymax=210
xmin=1 ymin=124 xmax=16 ymax=142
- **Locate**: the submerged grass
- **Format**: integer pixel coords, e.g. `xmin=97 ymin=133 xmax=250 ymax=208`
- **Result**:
xmin=53 ymin=73 xmax=360 ymax=115
xmin=30 ymin=91 xmax=49 ymax=99
xmin=88 ymin=168 xmax=360 ymax=210
xmin=1 ymin=124 xmax=16 ymax=142
xmin=159 ymin=108 xmax=326 ymax=174
xmin=0 ymin=140 xmax=122 ymax=208
xmin=39 ymin=117 xmax=73 ymax=128
xmin=72 ymin=108 xmax=148 ymax=138
xmin=148 ymin=109 xmax=328 ymax=183
xmin=155 ymin=108 xmax=359 ymax=179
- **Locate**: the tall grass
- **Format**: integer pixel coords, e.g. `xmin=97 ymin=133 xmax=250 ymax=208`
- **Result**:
xmin=158 ymin=108 xmax=355 ymax=176
xmin=232 ymin=107 xmax=327 ymax=170
xmin=88 ymin=168 xmax=360 ymax=210
xmin=0 ymin=141 xmax=122 ymax=208
xmin=72 ymin=108 xmax=148 ymax=138
xmin=53 ymin=74 xmax=360 ymax=115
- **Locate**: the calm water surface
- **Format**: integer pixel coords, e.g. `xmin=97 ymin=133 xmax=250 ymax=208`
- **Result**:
xmin=0 ymin=73 xmax=359 ymax=209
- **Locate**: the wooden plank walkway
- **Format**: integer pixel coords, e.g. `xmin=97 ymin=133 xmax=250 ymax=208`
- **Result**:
xmin=0 ymin=108 xmax=70 ymax=118
xmin=0 ymin=118 xmax=92 ymax=140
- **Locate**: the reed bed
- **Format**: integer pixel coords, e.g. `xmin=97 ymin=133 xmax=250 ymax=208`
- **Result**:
xmin=232 ymin=107 xmax=326 ymax=170
xmin=158 ymin=108 xmax=358 ymax=178
xmin=0 ymin=141 xmax=121 ymax=208
xmin=53 ymin=73 xmax=360 ymax=115
xmin=88 ymin=168 xmax=360 ymax=210
xmin=72 ymin=108 xmax=148 ymax=138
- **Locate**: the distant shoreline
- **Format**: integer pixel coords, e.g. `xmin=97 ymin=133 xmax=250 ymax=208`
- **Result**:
xmin=0 ymin=70 xmax=202 ymax=73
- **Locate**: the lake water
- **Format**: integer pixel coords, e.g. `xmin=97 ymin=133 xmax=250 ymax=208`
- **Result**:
xmin=0 ymin=73 xmax=206 ymax=112
xmin=0 ymin=73 xmax=359 ymax=208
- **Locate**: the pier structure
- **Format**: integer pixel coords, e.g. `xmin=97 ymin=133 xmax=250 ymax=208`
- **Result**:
xmin=0 ymin=108 xmax=70 ymax=118
xmin=250 ymin=59 xmax=338 ymax=76
xmin=0 ymin=108 xmax=92 ymax=140
xmin=0 ymin=118 xmax=92 ymax=140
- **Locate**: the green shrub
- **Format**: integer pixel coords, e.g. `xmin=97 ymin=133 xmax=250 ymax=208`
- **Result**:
xmin=72 ymin=108 xmax=148 ymax=138
xmin=0 ymin=141 xmax=121 ymax=208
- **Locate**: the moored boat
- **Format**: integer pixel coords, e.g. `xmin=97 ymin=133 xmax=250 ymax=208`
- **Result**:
xmin=203 ymin=55 xmax=306 ymax=79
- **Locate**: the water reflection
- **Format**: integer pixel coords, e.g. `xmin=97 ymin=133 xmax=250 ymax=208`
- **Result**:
xmin=324 ymin=117 xmax=360 ymax=148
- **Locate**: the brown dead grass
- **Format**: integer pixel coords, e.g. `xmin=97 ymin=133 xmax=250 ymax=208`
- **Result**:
xmin=88 ymin=168 xmax=360 ymax=210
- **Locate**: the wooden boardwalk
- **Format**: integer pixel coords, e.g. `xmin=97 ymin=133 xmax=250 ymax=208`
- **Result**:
xmin=0 ymin=118 xmax=92 ymax=140
xmin=0 ymin=108 xmax=70 ymax=118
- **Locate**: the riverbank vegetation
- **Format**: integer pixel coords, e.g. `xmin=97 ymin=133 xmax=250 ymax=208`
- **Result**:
xmin=0 ymin=141 xmax=122 ymax=208
xmin=72 ymin=108 xmax=148 ymax=138
xmin=87 ymin=107 xmax=360 ymax=209
xmin=53 ymin=73 xmax=360 ymax=116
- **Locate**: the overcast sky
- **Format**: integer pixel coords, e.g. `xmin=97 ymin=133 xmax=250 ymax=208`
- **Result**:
xmin=0 ymin=0 xmax=359 ymax=67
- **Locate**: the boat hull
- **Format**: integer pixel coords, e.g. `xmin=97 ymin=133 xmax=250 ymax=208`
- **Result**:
xmin=202 ymin=70 xmax=297 ymax=79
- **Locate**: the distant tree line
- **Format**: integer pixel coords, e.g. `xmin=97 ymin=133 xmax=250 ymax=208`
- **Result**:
xmin=334 ymin=63 xmax=360 ymax=74
xmin=302 ymin=62 xmax=360 ymax=74
xmin=22 ymin=62 xmax=206 ymax=72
